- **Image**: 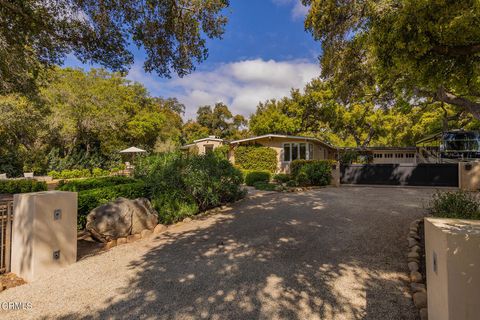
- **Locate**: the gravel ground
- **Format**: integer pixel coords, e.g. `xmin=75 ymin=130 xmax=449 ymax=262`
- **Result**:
xmin=0 ymin=186 xmax=438 ymax=320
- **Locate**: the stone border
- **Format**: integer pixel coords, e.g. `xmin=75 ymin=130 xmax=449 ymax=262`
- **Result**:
xmin=407 ymin=218 xmax=428 ymax=320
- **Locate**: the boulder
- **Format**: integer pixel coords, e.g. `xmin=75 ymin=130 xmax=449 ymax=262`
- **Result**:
xmin=86 ymin=197 xmax=158 ymax=242
xmin=413 ymin=292 xmax=427 ymax=308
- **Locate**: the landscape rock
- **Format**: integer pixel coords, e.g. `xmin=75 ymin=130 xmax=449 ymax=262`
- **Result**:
xmin=410 ymin=271 xmax=423 ymax=283
xmin=411 ymin=282 xmax=426 ymax=293
xmin=408 ymin=251 xmax=420 ymax=259
xmin=413 ymin=292 xmax=427 ymax=308
xmin=86 ymin=197 xmax=158 ymax=242
xmin=154 ymin=224 xmax=167 ymax=234
xmin=420 ymin=308 xmax=428 ymax=320
xmin=408 ymin=261 xmax=419 ymax=272
xmin=408 ymin=237 xmax=418 ymax=247
xmin=141 ymin=229 xmax=152 ymax=239
xmin=127 ymin=234 xmax=141 ymax=243
xmin=117 ymin=237 xmax=127 ymax=245
xmin=183 ymin=217 xmax=192 ymax=223
xmin=105 ymin=240 xmax=117 ymax=250
xmin=411 ymin=245 xmax=421 ymax=253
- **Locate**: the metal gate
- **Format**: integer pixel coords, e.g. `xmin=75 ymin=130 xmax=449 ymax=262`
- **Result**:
xmin=0 ymin=198 xmax=13 ymax=274
xmin=340 ymin=164 xmax=459 ymax=187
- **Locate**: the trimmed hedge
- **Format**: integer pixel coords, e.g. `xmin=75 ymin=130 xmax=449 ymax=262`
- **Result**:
xmin=244 ymin=170 xmax=271 ymax=186
xmin=77 ymin=182 xmax=148 ymax=229
xmin=273 ymin=173 xmax=291 ymax=183
xmin=290 ymin=160 xmax=333 ymax=186
xmin=57 ymin=176 xmax=136 ymax=192
xmin=0 ymin=179 xmax=47 ymax=194
xmin=234 ymin=145 xmax=277 ymax=172
xmin=48 ymin=168 xmax=113 ymax=179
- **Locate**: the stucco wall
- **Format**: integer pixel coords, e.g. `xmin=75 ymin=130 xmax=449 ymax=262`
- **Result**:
xmin=458 ymin=162 xmax=480 ymax=191
xmin=193 ymin=139 xmax=224 ymax=155
xmin=230 ymin=137 xmax=336 ymax=173
xmin=425 ymin=217 xmax=480 ymax=320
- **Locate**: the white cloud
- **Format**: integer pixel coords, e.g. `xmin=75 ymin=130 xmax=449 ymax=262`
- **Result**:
xmin=127 ymin=59 xmax=320 ymax=119
xmin=272 ymin=0 xmax=309 ymax=20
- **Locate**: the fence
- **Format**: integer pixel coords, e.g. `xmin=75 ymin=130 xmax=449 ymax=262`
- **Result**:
xmin=0 ymin=197 xmax=13 ymax=274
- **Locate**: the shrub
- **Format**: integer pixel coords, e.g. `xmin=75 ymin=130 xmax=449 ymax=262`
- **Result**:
xmin=285 ymin=180 xmax=297 ymax=187
xmin=77 ymin=182 xmax=148 ymax=229
xmin=57 ymin=176 xmax=137 ymax=192
xmin=244 ymin=171 xmax=271 ymax=186
xmin=252 ymin=181 xmax=278 ymax=191
xmin=273 ymin=173 xmax=291 ymax=183
xmin=234 ymin=145 xmax=277 ymax=172
xmin=290 ymin=160 xmax=333 ymax=186
xmin=48 ymin=168 xmax=112 ymax=179
xmin=428 ymin=190 xmax=480 ymax=220
xmin=0 ymin=179 xmax=48 ymax=194
xmin=136 ymin=152 xmax=245 ymax=224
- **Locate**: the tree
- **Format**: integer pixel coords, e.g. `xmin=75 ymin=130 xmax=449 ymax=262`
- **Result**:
xmin=303 ymin=0 xmax=480 ymax=118
xmin=194 ymin=102 xmax=247 ymax=139
xmin=0 ymin=0 xmax=229 ymax=95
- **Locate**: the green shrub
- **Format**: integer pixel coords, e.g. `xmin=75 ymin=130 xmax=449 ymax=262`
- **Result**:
xmin=0 ymin=179 xmax=48 ymax=194
xmin=244 ymin=171 xmax=271 ymax=186
xmin=273 ymin=173 xmax=291 ymax=183
xmin=428 ymin=190 xmax=480 ymax=220
xmin=234 ymin=145 xmax=277 ymax=172
xmin=48 ymin=168 xmax=113 ymax=179
xmin=57 ymin=176 xmax=137 ymax=192
xmin=290 ymin=160 xmax=333 ymax=186
xmin=77 ymin=182 xmax=148 ymax=229
xmin=285 ymin=180 xmax=297 ymax=187
xmin=252 ymin=181 xmax=278 ymax=191
xmin=213 ymin=145 xmax=230 ymax=160
xmin=136 ymin=152 xmax=245 ymax=224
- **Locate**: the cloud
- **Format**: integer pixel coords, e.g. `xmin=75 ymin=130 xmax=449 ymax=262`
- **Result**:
xmin=127 ymin=59 xmax=320 ymax=119
xmin=272 ymin=0 xmax=309 ymax=20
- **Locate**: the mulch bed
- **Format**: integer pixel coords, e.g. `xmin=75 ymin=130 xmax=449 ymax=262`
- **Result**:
xmin=0 ymin=273 xmax=26 ymax=291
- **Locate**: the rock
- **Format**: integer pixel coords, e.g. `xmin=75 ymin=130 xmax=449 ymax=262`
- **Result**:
xmin=411 ymin=245 xmax=421 ymax=252
xmin=408 ymin=261 xmax=419 ymax=272
xmin=408 ymin=251 xmax=420 ymax=259
xmin=408 ymin=237 xmax=418 ymax=247
xmin=413 ymin=292 xmax=427 ymax=308
xmin=105 ymin=239 xmax=117 ymax=249
xmin=153 ymin=224 xmax=167 ymax=234
xmin=183 ymin=217 xmax=192 ymax=223
xmin=117 ymin=237 xmax=127 ymax=245
xmin=86 ymin=197 xmax=158 ymax=242
xmin=127 ymin=234 xmax=141 ymax=243
xmin=140 ymin=229 xmax=152 ymax=239
xmin=411 ymin=282 xmax=426 ymax=293
xmin=131 ymin=198 xmax=158 ymax=234
xmin=410 ymin=271 xmax=423 ymax=283
xmin=408 ymin=257 xmax=419 ymax=263
xmin=420 ymin=308 xmax=428 ymax=320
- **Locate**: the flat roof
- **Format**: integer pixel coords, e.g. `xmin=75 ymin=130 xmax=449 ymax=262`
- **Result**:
xmin=193 ymin=137 xmax=225 ymax=143
xmin=230 ymin=134 xmax=336 ymax=149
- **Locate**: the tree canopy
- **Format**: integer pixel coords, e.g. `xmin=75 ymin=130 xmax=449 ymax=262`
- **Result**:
xmin=0 ymin=0 xmax=229 ymax=95
xmin=304 ymin=0 xmax=480 ymax=118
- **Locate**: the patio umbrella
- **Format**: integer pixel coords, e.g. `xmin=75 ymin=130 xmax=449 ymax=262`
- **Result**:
xmin=119 ymin=147 xmax=147 ymax=167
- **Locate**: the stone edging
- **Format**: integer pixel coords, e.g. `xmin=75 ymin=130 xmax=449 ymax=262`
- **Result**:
xmin=407 ymin=218 xmax=428 ymax=320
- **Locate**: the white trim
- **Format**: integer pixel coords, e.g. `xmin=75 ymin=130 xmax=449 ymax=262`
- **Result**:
xmin=230 ymin=134 xmax=334 ymax=149
xmin=193 ymin=137 xmax=225 ymax=143
xmin=282 ymin=142 xmax=314 ymax=162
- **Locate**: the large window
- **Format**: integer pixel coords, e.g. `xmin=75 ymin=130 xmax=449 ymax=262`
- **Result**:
xmin=283 ymin=143 xmax=313 ymax=162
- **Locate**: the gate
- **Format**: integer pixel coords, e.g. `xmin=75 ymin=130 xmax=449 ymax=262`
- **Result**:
xmin=0 ymin=197 xmax=13 ymax=274
xmin=340 ymin=164 xmax=459 ymax=187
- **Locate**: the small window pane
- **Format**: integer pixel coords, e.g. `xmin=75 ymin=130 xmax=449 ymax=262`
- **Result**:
xmin=292 ymin=143 xmax=299 ymax=160
xmin=308 ymin=144 xmax=314 ymax=160
xmin=300 ymin=143 xmax=306 ymax=159
xmin=284 ymin=144 xmax=291 ymax=161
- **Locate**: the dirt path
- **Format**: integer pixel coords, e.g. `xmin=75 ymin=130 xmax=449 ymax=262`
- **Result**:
xmin=0 ymin=186 xmax=437 ymax=319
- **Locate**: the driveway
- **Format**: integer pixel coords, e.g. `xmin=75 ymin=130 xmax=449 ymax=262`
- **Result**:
xmin=0 ymin=186 xmax=436 ymax=319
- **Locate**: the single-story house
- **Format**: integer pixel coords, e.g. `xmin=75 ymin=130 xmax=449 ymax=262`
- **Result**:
xmin=180 ymin=136 xmax=227 ymax=155
xmin=228 ymin=134 xmax=337 ymax=173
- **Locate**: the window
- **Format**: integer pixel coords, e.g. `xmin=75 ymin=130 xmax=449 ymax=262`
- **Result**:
xmin=204 ymin=144 xmax=214 ymax=154
xmin=385 ymin=153 xmax=393 ymax=158
xmin=396 ymin=153 xmax=404 ymax=158
xmin=406 ymin=153 xmax=415 ymax=158
xmin=284 ymin=144 xmax=291 ymax=161
xmin=283 ymin=142 xmax=314 ymax=162
xmin=373 ymin=153 xmax=383 ymax=158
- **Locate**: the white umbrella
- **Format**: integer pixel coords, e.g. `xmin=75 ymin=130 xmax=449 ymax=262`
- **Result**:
xmin=119 ymin=146 xmax=146 ymax=154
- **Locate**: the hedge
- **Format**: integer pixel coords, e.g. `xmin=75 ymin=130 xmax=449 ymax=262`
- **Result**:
xmin=234 ymin=145 xmax=277 ymax=172
xmin=48 ymin=168 xmax=112 ymax=179
xmin=244 ymin=170 xmax=271 ymax=186
xmin=0 ymin=179 xmax=48 ymax=194
xmin=290 ymin=160 xmax=334 ymax=186
xmin=77 ymin=182 xmax=148 ymax=229
xmin=57 ymin=176 xmax=137 ymax=192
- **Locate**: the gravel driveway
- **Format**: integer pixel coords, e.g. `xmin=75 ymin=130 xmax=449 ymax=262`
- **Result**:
xmin=0 ymin=186 xmax=437 ymax=320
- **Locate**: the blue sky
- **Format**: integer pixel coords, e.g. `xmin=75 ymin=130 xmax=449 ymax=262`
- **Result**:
xmin=65 ymin=0 xmax=321 ymax=119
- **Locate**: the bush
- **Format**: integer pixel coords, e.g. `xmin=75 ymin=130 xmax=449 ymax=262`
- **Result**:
xmin=428 ymin=190 xmax=480 ymax=220
xmin=0 ymin=179 xmax=48 ymax=194
xmin=244 ymin=171 xmax=271 ymax=186
xmin=290 ymin=160 xmax=333 ymax=186
xmin=234 ymin=145 xmax=277 ymax=172
xmin=273 ymin=173 xmax=291 ymax=183
xmin=48 ymin=168 xmax=112 ymax=179
xmin=252 ymin=181 xmax=278 ymax=191
xmin=57 ymin=176 xmax=137 ymax=192
xmin=77 ymin=182 xmax=148 ymax=229
xmin=136 ymin=152 xmax=245 ymax=224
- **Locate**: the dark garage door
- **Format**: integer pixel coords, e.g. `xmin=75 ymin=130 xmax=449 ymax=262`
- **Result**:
xmin=340 ymin=164 xmax=459 ymax=187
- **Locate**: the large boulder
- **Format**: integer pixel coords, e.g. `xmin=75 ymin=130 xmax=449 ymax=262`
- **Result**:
xmin=86 ymin=197 xmax=158 ymax=242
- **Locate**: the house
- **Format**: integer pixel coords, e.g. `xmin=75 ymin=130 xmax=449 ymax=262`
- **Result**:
xmin=366 ymin=147 xmax=417 ymax=164
xmin=180 ymin=136 xmax=227 ymax=154
xmin=228 ymin=134 xmax=337 ymax=173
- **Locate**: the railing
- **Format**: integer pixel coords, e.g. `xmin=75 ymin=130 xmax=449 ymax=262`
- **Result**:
xmin=0 ymin=197 xmax=13 ymax=274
